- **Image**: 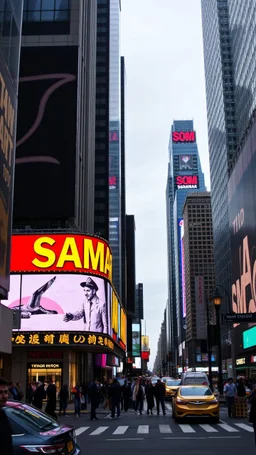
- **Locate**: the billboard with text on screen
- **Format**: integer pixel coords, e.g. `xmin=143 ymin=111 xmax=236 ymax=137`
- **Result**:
xmin=228 ymin=120 xmax=256 ymax=317
xmin=2 ymin=233 xmax=126 ymax=351
xmin=179 ymin=155 xmax=195 ymax=171
xmin=176 ymin=175 xmax=199 ymax=190
xmin=132 ymin=323 xmax=141 ymax=356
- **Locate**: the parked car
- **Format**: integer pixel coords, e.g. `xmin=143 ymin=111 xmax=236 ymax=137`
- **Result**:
xmin=172 ymin=385 xmax=219 ymax=422
xmin=180 ymin=371 xmax=209 ymax=386
xmin=4 ymin=400 xmax=81 ymax=454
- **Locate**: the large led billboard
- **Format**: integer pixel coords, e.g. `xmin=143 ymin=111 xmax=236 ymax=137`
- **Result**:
xmin=132 ymin=323 xmax=141 ymax=357
xmin=5 ymin=273 xmax=111 ymax=334
xmin=14 ymin=46 xmax=78 ymax=221
xmin=176 ymin=175 xmax=199 ymax=190
xmin=179 ymin=155 xmax=195 ymax=171
xmin=228 ymin=120 xmax=256 ymax=316
xmin=2 ymin=233 xmax=127 ymax=351
xmin=172 ymin=131 xmax=196 ymax=143
xmin=179 ymin=219 xmax=186 ymax=318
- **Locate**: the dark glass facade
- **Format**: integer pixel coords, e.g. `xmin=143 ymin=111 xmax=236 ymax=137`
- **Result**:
xmin=0 ymin=0 xmax=23 ymax=297
xmin=22 ymin=0 xmax=71 ymax=34
xmin=201 ymin=0 xmax=236 ymax=322
xmin=94 ymin=0 xmax=110 ymax=240
xmin=120 ymin=56 xmax=127 ymax=307
xmin=125 ymin=215 xmax=136 ymax=358
xmin=166 ymin=120 xmax=206 ymax=370
xmin=135 ymin=283 xmax=144 ymax=321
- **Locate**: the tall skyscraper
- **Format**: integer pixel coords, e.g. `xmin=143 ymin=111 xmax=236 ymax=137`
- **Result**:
xmin=14 ymin=0 xmax=97 ymax=233
xmin=183 ymin=192 xmax=216 ymax=368
xmin=109 ymin=0 xmax=122 ymax=296
xmin=166 ymin=120 xmax=206 ymax=373
xmin=201 ymin=1 xmax=256 ymax=370
xmin=0 ymin=2 xmax=23 ymax=298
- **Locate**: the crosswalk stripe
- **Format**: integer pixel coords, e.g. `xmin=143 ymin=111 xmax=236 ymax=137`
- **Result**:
xmin=165 ymin=403 xmax=172 ymax=411
xmin=112 ymin=426 xmax=129 ymax=435
xmin=199 ymin=424 xmax=218 ymax=433
xmin=179 ymin=424 xmax=196 ymax=433
xmin=90 ymin=426 xmax=109 ymax=436
xmin=159 ymin=424 xmax=172 ymax=434
xmin=137 ymin=425 xmax=149 ymax=434
xmin=234 ymin=423 xmax=253 ymax=432
xmin=75 ymin=427 xmax=89 ymax=436
xmin=218 ymin=423 xmax=239 ymax=433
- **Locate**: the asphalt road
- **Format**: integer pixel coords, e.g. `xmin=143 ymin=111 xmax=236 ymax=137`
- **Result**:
xmin=59 ymin=406 xmax=255 ymax=454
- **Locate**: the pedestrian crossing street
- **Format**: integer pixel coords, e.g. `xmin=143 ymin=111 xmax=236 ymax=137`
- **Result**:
xmin=75 ymin=421 xmax=254 ymax=438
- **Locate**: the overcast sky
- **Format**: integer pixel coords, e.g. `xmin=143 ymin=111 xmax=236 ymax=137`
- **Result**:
xmin=120 ymin=0 xmax=210 ymax=369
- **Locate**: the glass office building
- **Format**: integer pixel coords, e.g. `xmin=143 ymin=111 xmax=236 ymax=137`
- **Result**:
xmin=166 ymin=120 xmax=206 ymax=370
xmin=109 ymin=0 xmax=122 ymax=296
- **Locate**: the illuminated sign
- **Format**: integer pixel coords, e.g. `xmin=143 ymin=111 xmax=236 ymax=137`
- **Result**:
xmin=179 ymin=155 xmax=195 ymax=171
xmin=109 ymin=131 xmax=119 ymax=142
xmin=10 ymin=234 xmax=112 ymax=282
xmin=112 ymin=291 xmax=118 ymax=337
xmin=120 ymin=307 xmax=127 ymax=349
xmin=176 ymin=175 xmax=199 ymax=190
xmin=179 ymin=219 xmax=186 ymax=318
xmin=109 ymin=176 xmax=117 ymax=189
xmin=243 ymin=326 xmax=256 ymax=349
xmin=132 ymin=323 xmax=140 ymax=357
xmin=172 ymin=131 xmax=196 ymax=143
xmin=12 ymin=332 xmax=115 ymax=350
xmin=4 ymin=273 xmax=112 ymax=334
xmin=141 ymin=335 xmax=149 ymax=352
xmin=29 ymin=363 xmax=61 ymax=369
xmin=236 ymin=357 xmax=246 ymax=366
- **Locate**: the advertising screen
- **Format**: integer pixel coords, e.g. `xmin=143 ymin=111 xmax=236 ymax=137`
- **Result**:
xmin=3 ymin=273 xmax=111 ymax=334
xmin=141 ymin=336 xmax=149 ymax=352
xmin=172 ymin=131 xmax=196 ymax=143
xmin=179 ymin=219 xmax=186 ymax=318
xmin=179 ymin=155 xmax=195 ymax=171
xmin=228 ymin=120 xmax=256 ymax=316
xmin=176 ymin=175 xmax=199 ymax=190
xmin=14 ymin=46 xmax=78 ymax=221
xmin=120 ymin=307 xmax=127 ymax=348
xmin=132 ymin=323 xmax=141 ymax=356
xmin=0 ymin=52 xmax=17 ymax=297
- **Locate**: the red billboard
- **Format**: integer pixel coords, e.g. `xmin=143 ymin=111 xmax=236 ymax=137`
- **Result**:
xmin=176 ymin=175 xmax=199 ymax=189
xmin=10 ymin=233 xmax=113 ymax=282
xmin=172 ymin=131 xmax=196 ymax=143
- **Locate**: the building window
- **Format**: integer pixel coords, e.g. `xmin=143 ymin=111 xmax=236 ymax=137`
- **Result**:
xmin=23 ymin=0 xmax=70 ymax=22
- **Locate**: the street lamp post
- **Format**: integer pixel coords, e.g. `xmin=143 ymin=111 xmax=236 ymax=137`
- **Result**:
xmin=212 ymin=288 xmax=223 ymax=395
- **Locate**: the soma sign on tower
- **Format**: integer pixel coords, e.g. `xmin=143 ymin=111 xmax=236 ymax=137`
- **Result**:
xmin=172 ymin=131 xmax=196 ymax=143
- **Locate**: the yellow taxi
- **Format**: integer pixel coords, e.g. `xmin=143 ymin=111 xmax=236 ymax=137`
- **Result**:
xmin=164 ymin=378 xmax=181 ymax=400
xmin=172 ymin=385 xmax=219 ymax=422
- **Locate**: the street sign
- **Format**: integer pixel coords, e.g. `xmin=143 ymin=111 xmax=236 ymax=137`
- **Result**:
xmin=222 ymin=313 xmax=256 ymax=323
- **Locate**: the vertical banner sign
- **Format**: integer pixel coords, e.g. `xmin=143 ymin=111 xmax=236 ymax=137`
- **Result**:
xmin=120 ymin=307 xmax=127 ymax=347
xmin=195 ymin=276 xmax=207 ymax=339
xmin=141 ymin=335 xmax=149 ymax=352
xmin=132 ymin=323 xmax=141 ymax=356
xmin=0 ymin=60 xmax=17 ymax=297
xmin=112 ymin=291 xmax=118 ymax=336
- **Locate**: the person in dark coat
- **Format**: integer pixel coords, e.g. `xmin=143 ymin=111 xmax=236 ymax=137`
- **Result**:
xmin=59 ymin=384 xmax=69 ymax=417
xmin=108 ymin=378 xmax=121 ymax=419
xmin=122 ymin=380 xmax=131 ymax=412
xmin=88 ymin=379 xmax=100 ymax=421
xmin=45 ymin=379 xmax=57 ymax=420
xmin=249 ymin=385 xmax=256 ymax=445
xmin=33 ymin=382 xmax=46 ymax=410
xmin=145 ymin=379 xmax=155 ymax=415
xmin=0 ymin=377 xmax=13 ymax=455
xmin=154 ymin=379 xmax=166 ymax=415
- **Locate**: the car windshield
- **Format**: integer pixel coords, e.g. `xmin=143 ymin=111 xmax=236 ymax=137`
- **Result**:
xmin=183 ymin=376 xmax=208 ymax=385
xmin=167 ymin=379 xmax=181 ymax=386
xmin=180 ymin=387 xmax=212 ymax=396
xmin=5 ymin=403 xmax=59 ymax=431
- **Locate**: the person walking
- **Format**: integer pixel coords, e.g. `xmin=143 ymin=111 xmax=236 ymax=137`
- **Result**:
xmin=59 ymin=384 xmax=69 ymax=417
xmin=33 ymin=382 xmax=46 ymax=410
xmin=224 ymin=377 xmax=237 ymax=417
xmin=154 ymin=379 xmax=166 ymax=415
xmin=122 ymin=380 xmax=131 ymax=412
xmin=145 ymin=379 xmax=155 ymax=415
xmin=45 ymin=379 xmax=57 ymax=420
xmin=16 ymin=382 xmax=24 ymax=401
xmin=0 ymin=378 xmax=13 ymax=455
xmin=89 ymin=379 xmax=100 ymax=421
xmin=134 ymin=378 xmax=145 ymax=415
xmin=71 ymin=383 xmax=82 ymax=418
xmin=108 ymin=378 xmax=121 ymax=419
